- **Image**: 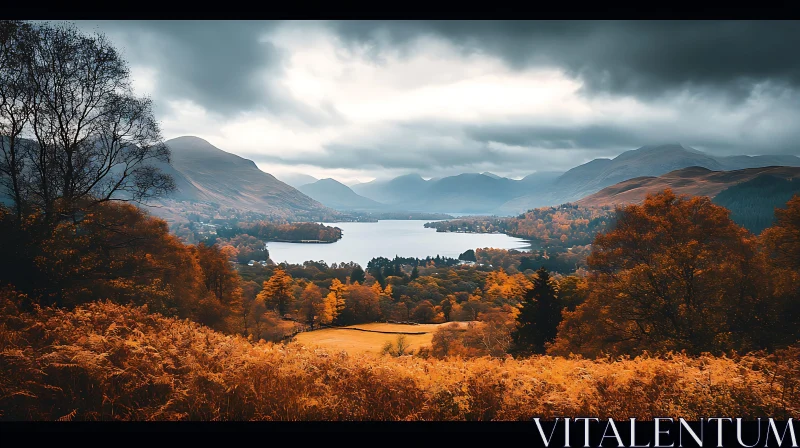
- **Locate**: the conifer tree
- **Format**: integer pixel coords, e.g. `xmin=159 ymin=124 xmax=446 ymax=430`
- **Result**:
xmin=350 ymin=265 xmax=366 ymax=284
xmin=512 ymin=267 xmax=562 ymax=354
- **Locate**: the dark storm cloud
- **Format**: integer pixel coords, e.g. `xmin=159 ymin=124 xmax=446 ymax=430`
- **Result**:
xmin=464 ymin=124 xmax=646 ymax=150
xmin=241 ymin=120 xmax=576 ymax=173
xmin=76 ymin=20 xmax=343 ymax=124
xmin=248 ymin=143 xmax=505 ymax=171
xmin=65 ymin=20 xmax=799 ymax=176
xmin=247 ymin=140 xmax=521 ymax=171
xmin=325 ymin=20 xmax=800 ymax=100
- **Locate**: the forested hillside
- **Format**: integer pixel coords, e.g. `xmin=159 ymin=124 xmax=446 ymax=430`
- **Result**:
xmin=713 ymin=175 xmax=800 ymax=234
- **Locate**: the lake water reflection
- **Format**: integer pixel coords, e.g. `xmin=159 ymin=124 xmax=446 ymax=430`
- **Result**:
xmin=266 ymin=220 xmax=532 ymax=267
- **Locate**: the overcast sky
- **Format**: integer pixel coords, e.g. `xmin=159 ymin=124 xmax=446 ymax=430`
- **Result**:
xmin=74 ymin=20 xmax=800 ymax=183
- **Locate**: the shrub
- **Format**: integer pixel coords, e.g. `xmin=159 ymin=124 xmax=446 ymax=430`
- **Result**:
xmin=1 ymin=298 xmax=796 ymax=421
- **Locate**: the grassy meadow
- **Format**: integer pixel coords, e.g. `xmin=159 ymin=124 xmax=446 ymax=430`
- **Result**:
xmin=293 ymin=323 xmax=469 ymax=355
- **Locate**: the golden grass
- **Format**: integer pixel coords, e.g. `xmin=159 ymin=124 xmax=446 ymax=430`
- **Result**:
xmin=1 ymin=300 xmax=797 ymax=421
xmin=295 ymin=322 xmax=470 ymax=355
xmin=345 ymin=323 xmax=448 ymax=333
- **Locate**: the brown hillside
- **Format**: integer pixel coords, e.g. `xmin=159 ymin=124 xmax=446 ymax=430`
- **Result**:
xmin=577 ymin=166 xmax=800 ymax=207
xmin=148 ymin=136 xmax=337 ymax=220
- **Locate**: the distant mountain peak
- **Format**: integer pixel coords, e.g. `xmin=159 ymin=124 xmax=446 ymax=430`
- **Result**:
xmin=397 ymin=173 xmax=424 ymax=180
xmin=481 ymin=172 xmax=503 ymax=179
xmin=170 ymin=135 xmax=212 ymax=144
xmin=646 ymin=143 xmax=704 ymax=153
xmin=318 ymin=177 xmax=345 ymax=185
xmin=299 ymin=178 xmax=384 ymax=211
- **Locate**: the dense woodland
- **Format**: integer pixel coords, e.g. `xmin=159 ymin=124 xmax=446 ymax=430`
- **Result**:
xmin=425 ymin=205 xmax=615 ymax=248
xmin=1 ymin=21 xmax=799 ymax=421
xmin=217 ymin=221 xmax=342 ymax=243
xmin=425 ymin=205 xmax=615 ymax=274
xmin=713 ymin=175 xmax=800 ymax=234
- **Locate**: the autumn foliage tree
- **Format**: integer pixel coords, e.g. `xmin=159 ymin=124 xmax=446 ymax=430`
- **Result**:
xmin=191 ymin=243 xmax=243 ymax=330
xmin=256 ymin=266 xmax=294 ymax=316
xmin=0 ymin=201 xmax=243 ymax=333
xmin=550 ymin=190 xmax=772 ymax=357
xmin=299 ymin=283 xmax=331 ymax=328
xmin=0 ymin=22 xmax=203 ymax=321
xmin=760 ymin=194 xmax=800 ymax=346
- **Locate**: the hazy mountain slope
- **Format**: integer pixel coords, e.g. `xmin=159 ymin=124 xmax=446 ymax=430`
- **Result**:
xmin=344 ymin=143 xmax=798 ymax=216
xmin=396 ymin=173 xmax=520 ymax=213
xmin=556 ymin=144 xmax=725 ymax=203
xmin=351 ymin=173 xmax=430 ymax=204
xmin=493 ymin=171 xmax=566 ymax=215
xmin=299 ymin=178 xmax=385 ymax=211
xmin=577 ymin=166 xmax=800 ymax=207
xmin=156 ymin=136 xmax=334 ymax=218
xmin=275 ymin=173 xmax=319 ymax=189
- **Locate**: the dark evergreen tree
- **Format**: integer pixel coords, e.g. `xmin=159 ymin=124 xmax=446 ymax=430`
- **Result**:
xmin=519 ymin=256 xmax=537 ymax=272
xmin=512 ymin=267 xmax=562 ymax=354
xmin=458 ymin=249 xmax=477 ymax=262
xmin=410 ymin=265 xmax=419 ymax=280
xmin=374 ymin=267 xmax=386 ymax=288
xmin=350 ymin=265 xmax=366 ymax=284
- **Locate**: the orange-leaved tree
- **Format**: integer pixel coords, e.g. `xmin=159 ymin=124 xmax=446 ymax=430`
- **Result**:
xmin=760 ymin=194 xmax=800 ymax=347
xmin=256 ymin=266 xmax=294 ymax=317
xmin=550 ymin=189 xmax=771 ymax=357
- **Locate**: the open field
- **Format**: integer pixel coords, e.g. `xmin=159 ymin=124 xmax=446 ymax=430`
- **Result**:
xmin=294 ymin=322 xmax=470 ymax=355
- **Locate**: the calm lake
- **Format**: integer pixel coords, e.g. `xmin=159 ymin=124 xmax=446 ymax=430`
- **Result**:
xmin=266 ymin=220 xmax=532 ymax=267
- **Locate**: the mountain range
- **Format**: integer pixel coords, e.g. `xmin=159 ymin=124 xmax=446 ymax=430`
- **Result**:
xmin=495 ymin=144 xmax=800 ymax=214
xmin=325 ymin=144 xmax=800 ymax=215
xmin=137 ymin=138 xmax=800 ymax=220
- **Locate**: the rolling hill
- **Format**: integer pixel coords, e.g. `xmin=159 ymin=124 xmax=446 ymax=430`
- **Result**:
xmin=298 ymin=178 xmax=386 ymax=211
xmin=577 ymin=165 xmax=800 ymax=207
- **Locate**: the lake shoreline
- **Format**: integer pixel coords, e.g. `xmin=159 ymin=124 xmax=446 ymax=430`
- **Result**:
xmin=268 ymin=239 xmax=338 ymax=244
xmin=265 ymin=220 xmax=532 ymax=267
